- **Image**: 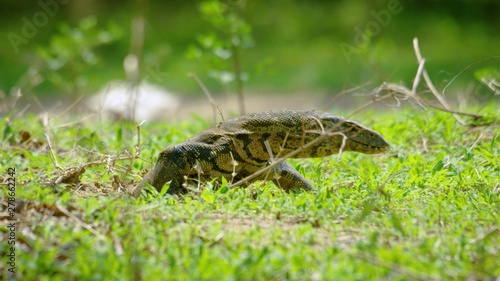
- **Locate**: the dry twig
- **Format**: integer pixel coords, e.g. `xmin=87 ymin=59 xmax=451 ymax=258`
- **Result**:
xmin=412 ymin=38 xmax=465 ymax=124
xmin=55 ymin=203 xmax=106 ymax=240
xmin=188 ymin=72 xmax=223 ymax=123
xmin=346 ymin=37 xmax=487 ymax=124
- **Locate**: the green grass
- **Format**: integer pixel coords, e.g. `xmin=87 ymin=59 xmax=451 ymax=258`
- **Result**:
xmin=1 ymin=105 xmax=499 ymax=280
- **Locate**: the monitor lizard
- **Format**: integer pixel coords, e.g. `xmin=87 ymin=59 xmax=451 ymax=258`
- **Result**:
xmin=131 ymin=110 xmax=389 ymax=197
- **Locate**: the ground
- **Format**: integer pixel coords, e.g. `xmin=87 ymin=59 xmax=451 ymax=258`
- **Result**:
xmin=0 ymin=100 xmax=499 ymax=280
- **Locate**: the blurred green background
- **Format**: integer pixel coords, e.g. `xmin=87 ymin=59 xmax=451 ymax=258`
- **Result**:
xmin=1 ymin=0 xmax=499 ymax=100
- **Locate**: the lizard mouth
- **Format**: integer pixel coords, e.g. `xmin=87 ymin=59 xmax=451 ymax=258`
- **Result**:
xmin=349 ymin=138 xmax=390 ymax=154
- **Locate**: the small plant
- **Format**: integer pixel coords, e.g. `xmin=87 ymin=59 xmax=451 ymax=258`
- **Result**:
xmin=186 ymin=0 xmax=253 ymax=114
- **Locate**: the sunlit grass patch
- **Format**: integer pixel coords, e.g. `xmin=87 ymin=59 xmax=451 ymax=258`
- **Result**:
xmin=1 ymin=105 xmax=499 ymax=280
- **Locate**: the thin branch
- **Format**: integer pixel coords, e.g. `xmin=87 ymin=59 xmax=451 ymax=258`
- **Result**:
xmin=42 ymin=113 xmax=63 ymax=171
xmin=45 ymin=133 xmax=62 ymax=170
xmin=413 ymin=37 xmax=465 ymax=124
xmin=346 ymin=92 xmax=394 ymax=118
xmin=327 ymin=81 xmax=373 ymax=108
xmin=412 ymin=58 xmax=425 ymax=96
xmin=229 ymin=151 xmax=238 ymax=183
xmin=425 ymin=103 xmax=486 ymax=119
xmin=262 ymin=139 xmax=277 ymax=183
xmin=136 ymin=120 xmax=145 ymax=157
xmin=263 ymin=139 xmax=275 ymax=162
xmin=56 ymin=95 xmax=85 ymax=118
xmin=346 ymin=64 xmax=487 ymax=121
xmin=188 ymin=73 xmax=221 ymax=123
xmin=443 ymin=55 xmax=500 ymax=95
xmin=443 ymin=133 xmax=484 ymax=169
xmin=120 ymin=120 xmax=145 ymax=185
xmin=56 ymin=203 xmax=106 ymax=240
xmin=46 ymin=115 xmax=96 ymax=130
xmin=80 ymin=155 xmax=138 ymax=170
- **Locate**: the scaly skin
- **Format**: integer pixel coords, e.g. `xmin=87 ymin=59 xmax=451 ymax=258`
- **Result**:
xmin=132 ymin=110 xmax=389 ymax=197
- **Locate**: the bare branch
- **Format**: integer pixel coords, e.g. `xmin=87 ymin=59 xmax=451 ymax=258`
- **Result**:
xmin=136 ymin=120 xmax=145 ymax=157
xmin=327 ymin=81 xmax=373 ymax=108
xmin=42 ymin=113 xmax=63 ymax=171
xmin=56 ymin=203 xmax=106 ymax=240
xmin=412 ymin=58 xmax=425 ymax=96
xmin=413 ymin=37 xmax=465 ymax=124
xmin=56 ymin=95 xmax=85 ymax=117
xmin=443 ymin=133 xmax=484 ymax=169
xmin=188 ymin=73 xmax=222 ymax=123
xmin=346 ymin=92 xmax=394 ymax=118
xmin=443 ymin=55 xmax=500 ymax=95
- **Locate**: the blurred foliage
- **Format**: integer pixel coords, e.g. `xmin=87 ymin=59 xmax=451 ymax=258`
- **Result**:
xmin=0 ymin=0 xmax=499 ymax=99
xmin=36 ymin=16 xmax=122 ymax=95
xmin=186 ymin=0 xmax=254 ymax=113
xmin=187 ymin=0 xmax=253 ymax=84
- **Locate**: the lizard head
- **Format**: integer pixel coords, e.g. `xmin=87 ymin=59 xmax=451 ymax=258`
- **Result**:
xmin=320 ymin=116 xmax=390 ymax=154
xmin=131 ymin=145 xmax=192 ymax=197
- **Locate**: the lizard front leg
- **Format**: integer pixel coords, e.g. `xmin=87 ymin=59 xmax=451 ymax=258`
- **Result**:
xmin=133 ymin=140 xmax=235 ymax=196
xmin=267 ymin=161 xmax=315 ymax=192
